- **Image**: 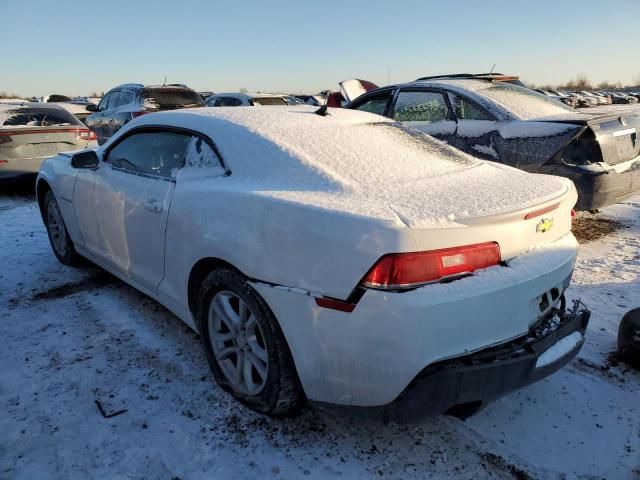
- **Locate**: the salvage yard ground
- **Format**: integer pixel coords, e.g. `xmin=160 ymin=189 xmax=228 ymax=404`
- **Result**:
xmin=0 ymin=185 xmax=639 ymax=480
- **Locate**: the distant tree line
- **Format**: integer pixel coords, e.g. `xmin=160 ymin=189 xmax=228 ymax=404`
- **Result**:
xmin=529 ymin=73 xmax=640 ymax=91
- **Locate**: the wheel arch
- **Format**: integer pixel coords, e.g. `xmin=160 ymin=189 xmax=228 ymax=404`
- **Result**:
xmin=36 ymin=177 xmax=52 ymax=222
xmin=187 ymin=257 xmax=246 ymax=316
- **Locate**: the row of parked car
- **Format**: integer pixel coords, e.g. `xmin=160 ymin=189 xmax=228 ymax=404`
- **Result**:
xmin=5 ymin=71 xmax=638 ymax=422
xmin=2 ymin=74 xmax=640 ymax=213
xmin=536 ymin=89 xmax=640 ymax=107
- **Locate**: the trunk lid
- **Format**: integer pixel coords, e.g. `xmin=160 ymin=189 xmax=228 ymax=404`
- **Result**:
xmin=0 ymin=127 xmax=87 ymax=160
xmin=407 ymin=176 xmax=576 ymax=263
xmin=339 ymin=78 xmax=379 ymax=103
xmin=537 ymin=113 xmax=640 ymax=166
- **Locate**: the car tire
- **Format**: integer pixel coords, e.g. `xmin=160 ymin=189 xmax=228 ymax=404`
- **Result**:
xmin=197 ymin=268 xmax=306 ymax=417
xmin=43 ymin=190 xmax=81 ymax=266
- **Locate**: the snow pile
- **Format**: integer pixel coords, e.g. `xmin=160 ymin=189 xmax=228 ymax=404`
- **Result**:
xmin=136 ymin=107 xmax=569 ymax=227
xmin=535 ymin=331 xmax=583 ymax=368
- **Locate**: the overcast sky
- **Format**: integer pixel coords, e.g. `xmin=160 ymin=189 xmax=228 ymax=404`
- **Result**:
xmin=2 ymin=0 xmax=639 ymax=96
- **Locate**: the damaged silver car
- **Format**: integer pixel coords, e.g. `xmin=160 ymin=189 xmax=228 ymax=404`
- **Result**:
xmin=343 ymin=75 xmax=640 ymax=211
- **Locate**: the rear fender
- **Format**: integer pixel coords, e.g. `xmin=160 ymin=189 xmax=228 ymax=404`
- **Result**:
xmin=494 ymin=123 xmax=584 ymax=170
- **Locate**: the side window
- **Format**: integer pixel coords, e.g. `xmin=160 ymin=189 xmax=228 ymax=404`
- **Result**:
xmin=105 ymin=131 xmax=191 ymax=178
xmin=352 ymin=93 xmax=392 ymax=116
xmin=450 ymin=94 xmax=494 ymax=120
xmin=105 ymin=92 xmax=121 ymax=110
xmin=392 ymin=91 xmax=451 ymax=122
xmin=98 ymin=93 xmax=111 ymax=111
xmin=185 ymin=136 xmax=227 ymax=175
xmin=118 ymin=90 xmax=135 ymax=107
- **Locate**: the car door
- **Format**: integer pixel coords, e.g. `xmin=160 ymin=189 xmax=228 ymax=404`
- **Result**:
xmin=74 ymin=128 xmax=191 ymax=291
xmin=114 ymin=89 xmax=136 ymax=133
xmin=389 ymin=89 xmax=458 ymax=144
xmin=102 ymin=90 xmax=121 ymax=141
xmin=446 ymin=92 xmax=501 ymax=159
xmin=86 ymin=93 xmax=110 ymax=143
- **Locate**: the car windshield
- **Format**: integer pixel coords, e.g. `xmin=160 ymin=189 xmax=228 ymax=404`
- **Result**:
xmin=252 ymin=97 xmax=287 ymax=106
xmin=478 ymin=83 xmax=576 ymax=119
xmin=143 ymin=88 xmax=205 ymax=109
xmin=0 ymin=107 xmax=79 ymax=127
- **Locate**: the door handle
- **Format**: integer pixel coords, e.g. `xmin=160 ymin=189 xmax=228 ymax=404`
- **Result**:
xmin=142 ymin=198 xmax=162 ymax=213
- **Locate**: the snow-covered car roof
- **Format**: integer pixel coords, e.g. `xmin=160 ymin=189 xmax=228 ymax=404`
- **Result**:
xmin=402 ymin=79 xmax=578 ymax=120
xmin=127 ymin=106 xmax=569 ymax=227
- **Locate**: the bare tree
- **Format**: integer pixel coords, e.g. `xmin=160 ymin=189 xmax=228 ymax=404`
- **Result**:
xmin=574 ymin=73 xmax=591 ymax=90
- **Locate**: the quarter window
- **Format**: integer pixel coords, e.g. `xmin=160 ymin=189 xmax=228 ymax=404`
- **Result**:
xmin=185 ymin=136 xmax=226 ymax=174
xmin=105 ymin=131 xmax=191 ymax=178
xmin=450 ymin=95 xmax=494 ymax=120
xmin=352 ymin=93 xmax=392 ymax=116
xmin=393 ymin=91 xmax=451 ymax=122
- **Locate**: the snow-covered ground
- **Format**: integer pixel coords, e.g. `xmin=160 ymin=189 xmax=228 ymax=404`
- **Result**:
xmin=0 ymin=188 xmax=638 ymax=480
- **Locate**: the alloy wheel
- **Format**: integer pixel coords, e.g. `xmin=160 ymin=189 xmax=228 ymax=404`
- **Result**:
xmin=208 ymin=290 xmax=269 ymax=396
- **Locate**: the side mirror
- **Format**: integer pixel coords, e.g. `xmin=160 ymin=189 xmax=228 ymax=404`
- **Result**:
xmin=85 ymin=104 xmax=98 ymax=112
xmin=71 ymin=150 xmax=99 ymax=169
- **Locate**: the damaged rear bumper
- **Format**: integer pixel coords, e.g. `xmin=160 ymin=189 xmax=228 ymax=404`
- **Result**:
xmin=317 ymin=300 xmax=591 ymax=424
xmin=546 ymin=159 xmax=640 ymax=211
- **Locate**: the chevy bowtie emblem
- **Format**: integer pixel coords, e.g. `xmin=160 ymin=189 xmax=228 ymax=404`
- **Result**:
xmin=536 ymin=217 xmax=554 ymax=233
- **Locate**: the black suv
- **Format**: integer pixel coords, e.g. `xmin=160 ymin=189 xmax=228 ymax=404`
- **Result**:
xmin=85 ymin=83 xmax=205 ymax=144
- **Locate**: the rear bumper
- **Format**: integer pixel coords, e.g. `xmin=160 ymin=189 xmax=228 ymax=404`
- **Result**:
xmin=0 ymin=157 xmax=46 ymax=179
xmin=319 ymin=301 xmax=590 ymax=424
xmin=253 ymin=233 xmax=579 ymax=408
xmin=573 ymin=168 xmax=640 ymax=211
xmin=546 ymin=162 xmax=640 ymax=210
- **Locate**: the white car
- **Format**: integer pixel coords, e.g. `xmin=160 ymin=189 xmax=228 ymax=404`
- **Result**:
xmin=36 ymin=106 xmax=590 ymax=422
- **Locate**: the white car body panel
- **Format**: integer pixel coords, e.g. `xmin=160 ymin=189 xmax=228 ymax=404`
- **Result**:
xmin=253 ymin=233 xmax=577 ymax=405
xmin=36 ymin=107 xmax=580 ymax=407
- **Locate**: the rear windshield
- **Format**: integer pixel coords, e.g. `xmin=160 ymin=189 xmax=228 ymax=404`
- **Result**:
xmin=0 ymin=108 xmax=80 ymax=127
xmin=142 ymin=88 xmax=205 ymax=109
xmin=47 ymin=94 xmax=72 ymax=103
xmin=252 ymin=97 xmax=287 ymax=106
xmin=477 ymin=83 xmax=576 ymax=119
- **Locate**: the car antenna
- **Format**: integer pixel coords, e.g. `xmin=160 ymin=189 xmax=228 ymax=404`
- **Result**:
xmin=314 ymin=93 xmax=329 ymax=116
xmin=163 ymin=75 xmax=167 ymax=86
xmin=488 ymin=63 xmax=496 ymax=75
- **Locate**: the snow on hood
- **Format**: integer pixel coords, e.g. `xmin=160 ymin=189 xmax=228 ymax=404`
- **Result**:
xmin=136 ymin=106 xmax=569 ymax=228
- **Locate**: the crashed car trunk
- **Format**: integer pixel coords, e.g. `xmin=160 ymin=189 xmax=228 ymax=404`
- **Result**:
xmin=341 ymin=78 xmax=640 ymax=211
xmin=536 ymin=114 xmax=640 ymax=210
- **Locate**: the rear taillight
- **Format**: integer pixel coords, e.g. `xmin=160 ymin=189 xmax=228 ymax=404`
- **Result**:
xmin=0 ymin=135 xmax=12 ymax=144
xmin=131 ymin=111 xmax=148 ymax=119
xmin=361 ymin=242 xmax=501 ymax=290
xmin=76 ymin=129 xmax=97 ymax=141
xmin=571 ymin=209 xmax=576 ymax=224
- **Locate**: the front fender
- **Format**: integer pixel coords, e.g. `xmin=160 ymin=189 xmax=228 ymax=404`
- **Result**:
xmin=37 ymin=153 xmax=83 ymax=244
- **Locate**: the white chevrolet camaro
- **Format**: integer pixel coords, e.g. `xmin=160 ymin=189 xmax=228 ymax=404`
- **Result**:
xmin=37 ymin=106 xmax=590 ymax=423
